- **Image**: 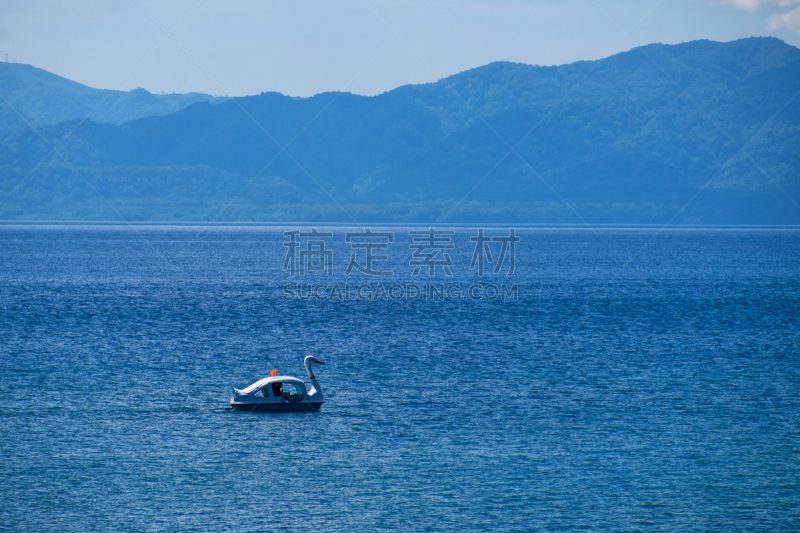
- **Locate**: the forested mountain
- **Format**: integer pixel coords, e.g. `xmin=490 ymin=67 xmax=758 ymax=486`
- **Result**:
xmin=1 ymin=37 xmax=798 ymax=223
xmin=0 ymin=62 xmax=226 ymax=136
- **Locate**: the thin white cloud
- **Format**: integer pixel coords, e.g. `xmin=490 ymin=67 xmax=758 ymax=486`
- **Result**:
xmin=712 ymin=0 xmax=800 ymax=34
xmin=770 ymin=5 xmax=800 ymax=33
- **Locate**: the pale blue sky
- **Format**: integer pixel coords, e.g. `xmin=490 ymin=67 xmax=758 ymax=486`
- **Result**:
xmin=1 ymin=0 xmax=799 ymax=97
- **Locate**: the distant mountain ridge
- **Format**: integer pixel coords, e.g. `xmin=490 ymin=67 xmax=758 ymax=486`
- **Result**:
xmin=0 ymin=62 xmax=226 ymax=135
xmin=1 ymin=37 xmax=798 ymax=224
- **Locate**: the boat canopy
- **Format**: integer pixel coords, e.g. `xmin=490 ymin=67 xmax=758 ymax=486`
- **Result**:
xmin=235 ymin=376 xmax=306 ymax=396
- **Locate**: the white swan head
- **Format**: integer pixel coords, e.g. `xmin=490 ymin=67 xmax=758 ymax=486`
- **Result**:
xmin=304 ymin=355 xmax=325 ymax=369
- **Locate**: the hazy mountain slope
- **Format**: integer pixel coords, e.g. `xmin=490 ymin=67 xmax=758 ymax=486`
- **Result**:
xmin=1 ymin=37 xmax=798 ymax=223
xmin=0 ymin=62 xmax=226 ymax=135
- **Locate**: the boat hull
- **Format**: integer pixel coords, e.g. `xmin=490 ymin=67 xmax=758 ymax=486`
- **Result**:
xmin=230 ymin=400 xmax=323 ymax=413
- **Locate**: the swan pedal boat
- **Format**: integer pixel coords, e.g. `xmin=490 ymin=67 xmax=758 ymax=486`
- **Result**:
xmin=230 ymin=356 xmax=324 ymax=413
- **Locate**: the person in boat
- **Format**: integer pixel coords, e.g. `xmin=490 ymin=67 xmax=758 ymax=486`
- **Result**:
xmin=271 ymin=382 xmax=283 ymax=398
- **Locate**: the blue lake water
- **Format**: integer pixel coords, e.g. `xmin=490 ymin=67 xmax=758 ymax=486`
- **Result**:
xmin=1 ymin=225 xmax=799 ymax=531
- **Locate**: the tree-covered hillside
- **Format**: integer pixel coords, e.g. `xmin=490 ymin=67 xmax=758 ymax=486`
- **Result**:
xmin=1 ymin=37 xmax=798 ymax=223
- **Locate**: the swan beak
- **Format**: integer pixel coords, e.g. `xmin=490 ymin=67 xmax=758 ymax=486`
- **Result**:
xmin=315 ymin=359 xmax=325 ymax=364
